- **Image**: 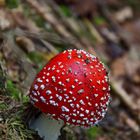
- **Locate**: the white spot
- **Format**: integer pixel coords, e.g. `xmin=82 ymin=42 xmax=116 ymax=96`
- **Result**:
xmin=32 ymin=91 xmax=37 ymax=96
xmin=58 ymin=81 xmax=62 ymax=85
xmin=60 ymin=65 xmax=64 ymax=68
xmin=34 ymin=84 xmax=38 ymax=90
xmin=69 ymin=91 xmax=73 ymax=94
xmin=55 ymin=87 xmax=57 ymax=91
xmin=79 ymin=100 xmax=85 ymax=105
xmin=71 ymin=85 xmax=75 ymax=89
xmin=50 ymin=96 xmax=53 ymax=99
xmin=90 ymin=118 xmax=94 ymax=121
xmin=102 ymin=87 xmax=106 ymax=91
xmin=56 ymin=70 xmax=60 ymax=73
xmin=79 ymin=82 xmax=83 ymax=85
xmin=37 ymin=78 xmax=43 ymax=83
xmin=40 ymin=96 xmax=46 ymax=103
xmin=67 ymin=55 xmax=71 ymax=59
xmin=90 ymin=79 xmax=93 ymax=82
xmin=83 ymin=117 xmax=88 ymax=120
xmin=37 ymin=91 xmax=40 ymax=95
xmin=73 ymin=113 xmax=76 ymax=117
xmin=88 ymin=102 xmax=92 ymax=106
xmin=62 ymin=72 xmax=65 ymax=75
xmin=80 ymin=108 xmax=84 ymax=111
xmin=78 ymin=89 xmax=84 ymax=94
xmin=58 ymin=62 xmax=62 ymax=65
xmin=52 ymin=67 xmax=55 ymax=70
xmin=80 ymin=113 xmax=84 ymax=117
xmin=72 ymin=119 xmax=76 ymax=122
xmin=58 ymin=96 xmax=62 ymax=101
xmin=72 ymin=97 xmax=76 ymax=101
xmin=66 ymin=116 xmax=70 ymax=121
xmin=70 ymin=103 xmax=74 ymax=108
xmin=91 ymin=112 xmax=94 ymax=116
xmin=40 ymin=84 xmax=45 ymax=89
xmin=94 ymin=94 xmax=98 ymax=97
xmin=86 ymin=96 xmax=89 ymax=99
xmin=68 ymin=100 xmax=72 ymax=103
xmin=95 ymin=103 xmax=98 ymax=107
xmin=74 ymin=79 xmax=78 ymax=82
xmin=68 ymin=68 xmax=72 ymax=73
xmin=66 ymin=78 xmax=70 ymax=82
xmin=63 ymin=88 xmax=67 ymax=91
xmin=52 ymin=76 xmax=56 ymax=82
xmin=74 ymin=72 xmax=77 ymax=75
xmin=47 ymin=73 xmax=50 ymax=76
xmin=50 ymin=100 xmax=58 ymax=106
xmin=76 ymin=61 xmax=80 ymax=64
xmin=102 ymin=80 xmax=105 ymax=83
xmin=77 ymin=111 xmax=80 ymax=114
xmin=46 ymin=90 xmax=52 ymax=95
xmin=61 ymin=106 xmax=69 ymax=112
xmin=85 ymin=110 xmax=89 ymax=114
xmin=76 ymin=104 xmax=80 ymax=108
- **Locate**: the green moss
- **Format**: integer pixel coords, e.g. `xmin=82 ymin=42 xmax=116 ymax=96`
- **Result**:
xmin=22 ymin=4 xmax=31 ymax=18
xmin=60 ymin=5 xmax=72 ymax=17
xmin=94 ymin=16 xmax=106 ymax=25
xmin=22 ymin=95 xmax=29 ymax=103
xmin=27 ymin=51 xmax=45 ymax=72
xmin=6 ymin=0 xmax=19 ymax=9
xmin=6 ymin=80 xmax=29 ymax=103
xmin=86 ymin=127 xmax=102 ymax=139
xmin=33 ymin=15 xmax=46 ymax=28
xmin=22 ymin=3 xmax=46 ymax=28
xmin=5 ymin=110 xmax=34 ymax=140
xmin=0 ymin=102 xmax=8 ymax=110
xmin=28 ymin=52 xmax=44 ymax=64
xmin=7 ymin=80 xmax=21 ymax=101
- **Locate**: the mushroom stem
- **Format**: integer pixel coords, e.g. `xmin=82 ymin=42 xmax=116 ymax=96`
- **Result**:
xmin=29 ymin=113 xmax=64 ymax=140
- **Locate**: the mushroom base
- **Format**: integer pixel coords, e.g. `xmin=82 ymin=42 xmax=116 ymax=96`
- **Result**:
xmin=29 ymin=113 xmax=64 ymax=140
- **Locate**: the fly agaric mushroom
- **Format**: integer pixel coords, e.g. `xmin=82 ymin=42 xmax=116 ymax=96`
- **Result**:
xmin=29 ymin=49 xmax=110 ymax=140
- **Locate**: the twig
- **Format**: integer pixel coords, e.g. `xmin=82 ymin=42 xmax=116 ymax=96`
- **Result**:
xmin=97 ymin=0 xmax=130 ymax=49
xmin=83 ymin=18 xmax=105 ymax=44
xmin=111 ymin=79 xmax=140 ymax=124
xmin=111 ymin=79 xmax=137 ymax=110
xmin=45 ymin=0 xmax=98 ymax=54
xmin=121 ymin=111 xmax=140 ymax=133
xmin=26 ymin=0 xmax=83 ymax=49
xmin=15 ymin=28 xmax=59 ymax=55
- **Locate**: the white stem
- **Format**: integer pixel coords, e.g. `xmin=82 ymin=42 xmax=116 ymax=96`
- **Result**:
xmin=29 ymin=113 xmax=64 ymax=140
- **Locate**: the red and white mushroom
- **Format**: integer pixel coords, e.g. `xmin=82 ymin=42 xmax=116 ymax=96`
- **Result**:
xmin=29 ymin=49 xmax=110 ymax=140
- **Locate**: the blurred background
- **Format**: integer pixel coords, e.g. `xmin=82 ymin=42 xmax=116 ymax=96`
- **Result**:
xmin=0 ymin=0 xmax=140 ymax=140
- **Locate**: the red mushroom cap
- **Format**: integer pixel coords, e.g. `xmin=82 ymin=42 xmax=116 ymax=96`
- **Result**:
xmin=29 ymin=49 xmax=110 ymax=127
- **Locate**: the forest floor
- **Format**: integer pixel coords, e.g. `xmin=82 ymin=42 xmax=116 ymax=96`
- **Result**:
xmin=0 ymin=0 xmax=140 ymax=140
